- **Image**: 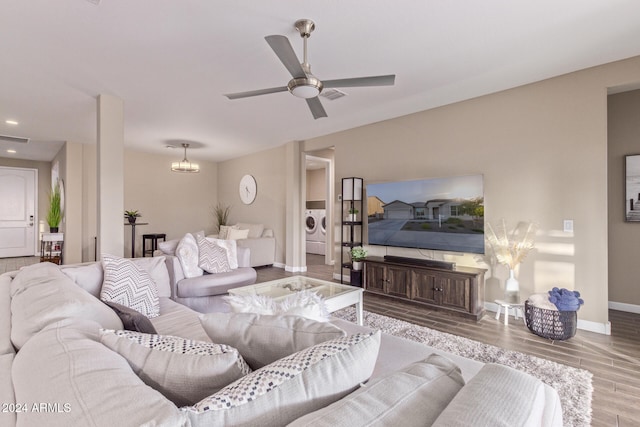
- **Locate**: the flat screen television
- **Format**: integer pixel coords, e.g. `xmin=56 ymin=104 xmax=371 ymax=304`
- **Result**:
xmin=366 ymin=175 xmax=485 ymax=254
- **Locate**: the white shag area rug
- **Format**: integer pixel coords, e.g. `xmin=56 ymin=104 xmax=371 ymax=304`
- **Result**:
xmin=334 ymin=308 xmax=593 ymax=427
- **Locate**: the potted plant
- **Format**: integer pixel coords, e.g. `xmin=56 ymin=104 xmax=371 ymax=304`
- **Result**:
xmin=124 ymin=210 xmax=141 ymax=224
xmin=213 ymin=203 xmax=231 ymax=233
xmin=351 ymin=246 xmax=368 ymax=271
xmin=47 ymin=180 xmax=62 ymax=233
xmin=347 ymin=208 xmax=359 ymax=221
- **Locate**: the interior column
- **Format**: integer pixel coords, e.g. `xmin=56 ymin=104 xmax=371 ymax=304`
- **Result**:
xmin=96 ymin=94 xmax=124 ymax=257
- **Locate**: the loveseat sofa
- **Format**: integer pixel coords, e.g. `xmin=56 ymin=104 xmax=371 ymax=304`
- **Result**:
xmin=1 ymin=261 xmax=563 ymax=427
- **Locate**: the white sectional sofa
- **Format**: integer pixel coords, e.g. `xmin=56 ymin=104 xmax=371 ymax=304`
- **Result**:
xmin=1 ymin=261 xmax=563 ymax=427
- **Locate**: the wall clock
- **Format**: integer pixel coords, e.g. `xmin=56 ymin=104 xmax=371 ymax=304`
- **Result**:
xmin=239 ymin=174 xmax=257 ymax=204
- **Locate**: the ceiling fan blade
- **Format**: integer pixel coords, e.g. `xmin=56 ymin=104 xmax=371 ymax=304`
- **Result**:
xmin=224 ymin=86 xmax=288 ymax=100
xmin=306 ymin=97 xmax=327 ymax=120
xmin=265 ymin=35 xmax=307 ymax=79
xmin=323 ymin=74 xmax=395 ymax=88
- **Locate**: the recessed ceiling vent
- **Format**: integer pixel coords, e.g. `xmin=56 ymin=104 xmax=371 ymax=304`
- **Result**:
xmin=320 ymin=88 xmax=347 ymax=101
xmin=0 ymin=135 xmax=29 ymax=144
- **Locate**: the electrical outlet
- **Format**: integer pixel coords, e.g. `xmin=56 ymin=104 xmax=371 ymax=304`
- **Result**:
xmin=563 ymin=219 xmax=574 ymax=233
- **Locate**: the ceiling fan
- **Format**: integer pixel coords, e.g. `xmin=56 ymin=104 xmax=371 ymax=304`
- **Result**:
xmin=224 ymin=19 xmax=396 ymax=119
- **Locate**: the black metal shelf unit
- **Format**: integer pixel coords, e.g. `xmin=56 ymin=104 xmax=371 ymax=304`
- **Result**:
xmin=340 ymin=177 xmax=364 ymax=285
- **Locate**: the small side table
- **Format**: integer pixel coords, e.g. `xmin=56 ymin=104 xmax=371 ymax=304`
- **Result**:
xmin=494 ymin=299 xmax=525 ymax=326
xmin=41 ymin=232 xmax=64 ymax=265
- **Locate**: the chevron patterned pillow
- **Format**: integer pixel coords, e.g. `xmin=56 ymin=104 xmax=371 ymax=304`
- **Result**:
xmin=101 ymin=254 xmax=160 ymax=318
xmin=197 ymin=236 xmax=231 ymax=274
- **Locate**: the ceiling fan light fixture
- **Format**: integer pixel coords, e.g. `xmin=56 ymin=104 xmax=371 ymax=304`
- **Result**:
xmin=288 ymin=77 xmax=323 ymax=99
xmin=171 ymin=143 xmax=200 ymax=173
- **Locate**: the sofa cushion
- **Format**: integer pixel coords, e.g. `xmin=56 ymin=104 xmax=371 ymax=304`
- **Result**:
xmin=176 ymin=233 xmax=203 ymax=278
xmin=183 ymin=331 xmax=381 ymax=427
xmin=100 ymin=329 xmax=251 ymax=407
xmin=288 ymin=354 xmax=465 ymax=427
xmin=10 ymin=263 xmax=122 ymax=350
xmin=0 ymin=273 xmax=14 ymax=355
xmin=176 ymin=268 xmax=257 ymax=298
xmin=151 ymin=298 xmax=213 ymax=342
xmin=227 ymin=228 xmax=249 ymax=240
xmin=0 ymin=353 xmax=16 ymax=427
xmin=205 ymin=237 xmax=238 ymax=269
xmin=236 ymin=222 xmax=264 ymax=239
xmin=432 ymin=363 xmax=548 ymax=427
xmin=197 ymin=235 xmax=231 ymax=274
xmin=61 ymin=262 xmax=104 ymax=297
xmin=12 ymin=319 xmax=189 ymax=427
xmin=103 ymin=301 xmax=158 ymax=334
xmin=199 ymin=312 xmax=346 ymax=370
xmin=100 ymin=254 xmax=160 ymax=319
xmin=158 ymin=238 xmax=180 ymax=256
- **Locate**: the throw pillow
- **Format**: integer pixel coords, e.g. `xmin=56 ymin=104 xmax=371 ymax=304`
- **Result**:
xmin=235 ymin=222 xmax=264 ymax=239
xmin=103 ymin=301 xmax=158 ymax=334
xmin=227 ymin=228 xmax=249 ymax=240
xmin=288 ymin=354 xmax=465 ymax=427
xmin=157 ymin=238 xmax=180 ymax=256
xmin=205 ymin=237 xmax=238 ymax=269
xmin=100 ymin=329 xmax=252 ymax=407
xmin=196 ymin=235 xmax=231 ymax=274
xmin=100 ymin=254 xmax=160 ymax=318
xmin=130 ymin=256 xmax=172 ymax=298
xmin=218 ymin=225 xmax=238 ymax=240
xmin=176 ymin=233 xmax=203 ymax=278
xmin=199 ymin=312 xmax=347 ymax=370
xmin=182 ymin=331 xmax=381 ymax=427
xmin=61 ymin=262 xmax=104 ymax=298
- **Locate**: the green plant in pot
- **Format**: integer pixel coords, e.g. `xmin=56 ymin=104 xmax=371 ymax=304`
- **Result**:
xmin=351 ymin=246 xmax=367 ymax=271
xmin=348 ymin=207 xmax=359 ymax=221
xmin=47 ymin=180 xmax=62 ymax=233
xmin=124 ymin=210 xmax=141 ymax=224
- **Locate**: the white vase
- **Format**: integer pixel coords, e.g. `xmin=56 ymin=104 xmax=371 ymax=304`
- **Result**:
xmin=352 ymin=261 xmax=363 ymax=271
xmin=504 ymin=268 xmax=520 ymax=303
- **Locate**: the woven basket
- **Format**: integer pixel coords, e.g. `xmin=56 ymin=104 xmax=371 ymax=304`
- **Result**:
xmin=524 ymin=300 xmax=577 ymax=340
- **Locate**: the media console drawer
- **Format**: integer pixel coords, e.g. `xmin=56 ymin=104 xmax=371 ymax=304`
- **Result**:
xmin=364 ymin=257 xmax=486 ymax=320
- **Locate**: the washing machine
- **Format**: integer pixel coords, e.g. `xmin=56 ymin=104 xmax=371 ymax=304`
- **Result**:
xmin=305 ymin=209 xmax=326 ymax=254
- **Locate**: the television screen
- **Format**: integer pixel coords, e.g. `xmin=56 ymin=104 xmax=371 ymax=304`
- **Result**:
xmin=366 ymin=175 xmax=484 ymax=254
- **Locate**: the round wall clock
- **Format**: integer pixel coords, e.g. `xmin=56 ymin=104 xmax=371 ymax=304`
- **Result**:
xmin=239 ymin=174 xmax=257 ymax=204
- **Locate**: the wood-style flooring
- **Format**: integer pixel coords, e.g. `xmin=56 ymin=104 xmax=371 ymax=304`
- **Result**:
xmin=258 ymin=255 xmax=640 ymax=427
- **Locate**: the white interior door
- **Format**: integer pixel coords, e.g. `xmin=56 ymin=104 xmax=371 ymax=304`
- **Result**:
xmin=0 ymin=167 xmax=37 ymax=257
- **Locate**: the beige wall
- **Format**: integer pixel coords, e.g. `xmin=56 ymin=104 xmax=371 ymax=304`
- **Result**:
xmin=306 ymin=168 xmax=326 ymax=202
xmin=608 ymin=89 xmax=640 ymax=306
xmin=0 ymin=157 xmax=51 ymax=234
xmin=300 ymin=56 xmax=640 ymax=330
xmin=217 ymin=145 xmax=287 ymax=266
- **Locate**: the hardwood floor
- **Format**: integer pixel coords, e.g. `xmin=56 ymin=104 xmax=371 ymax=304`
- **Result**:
xmin=258 ymin=258 xmax=640 ymax=427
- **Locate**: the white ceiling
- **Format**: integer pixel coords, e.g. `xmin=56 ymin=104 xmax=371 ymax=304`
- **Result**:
xmin=2 ymin=1 xmax=640 ymax=162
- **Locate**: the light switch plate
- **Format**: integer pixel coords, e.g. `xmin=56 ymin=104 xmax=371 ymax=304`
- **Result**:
xmin=563 ymin=219 xmax=574 ymax=233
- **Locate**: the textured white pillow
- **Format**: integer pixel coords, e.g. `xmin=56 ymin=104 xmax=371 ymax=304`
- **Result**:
xmin=205 ymin=237 xmax=238 ymax=269
xmin=199 ymin=312 xmax=347 ymax=370
xmin=176 ymin=233 xmax=203 ymax=278
xmin=130 ymin=256 xmax=171 ymax=298
xmin=236 ymin=223 xmax=264 ymax=239
xmin=182 ymin=332 xmax=381 ymax=426
xmin=100 ymin=254 xmax=160 ymax=318
xmin=100 ymin=329 xmax=251 ymax=407
xmin=218 ymin=225 xmax=238 ymax=240
xmin=224 ymin=290 xmax=329 ymax=322
xmin=196 ymin=235 xmax=231 ymax=274
xmin=157 ymin=239 xmax=180 ymax=256
xmin=227 ymin=228 xmax=249 ymax=240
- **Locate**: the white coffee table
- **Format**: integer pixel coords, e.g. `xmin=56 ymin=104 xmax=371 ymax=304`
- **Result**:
xmin=229 ymin=276 xmax=364 ymax=325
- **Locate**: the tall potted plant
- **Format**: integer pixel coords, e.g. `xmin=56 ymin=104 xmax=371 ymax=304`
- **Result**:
xmin=213 ymin=203 xmax=231 ymax=233
xmin=47 ymin=180 xmax=62 ymax=233
xmin=124 ymin=210 xmax=141 ymax=224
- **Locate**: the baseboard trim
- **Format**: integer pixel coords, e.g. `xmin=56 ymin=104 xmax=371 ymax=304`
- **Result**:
xmin=333 ymin=273 xmax=350 ymax=283
xmin=272 ymin=262 xmax=285 ymax=269
xmin=284 ymin=264 xmax=306 ymax=273
xmin=609 ymin=301 xmax=640 ymax=314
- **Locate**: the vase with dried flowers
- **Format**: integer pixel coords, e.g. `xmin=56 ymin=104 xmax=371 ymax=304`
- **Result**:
xmin=213 ymin=203 xmax=231 ymax=233
xmin=485 ymin=219 xmax=538 ymax=302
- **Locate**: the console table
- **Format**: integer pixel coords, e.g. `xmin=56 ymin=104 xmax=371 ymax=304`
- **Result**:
xmin=364 ymin=256 xmax=486 ymax=320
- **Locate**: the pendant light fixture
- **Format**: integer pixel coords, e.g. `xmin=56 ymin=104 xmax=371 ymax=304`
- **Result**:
xmin=171 ymin=143 xmax=200 ymax=173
